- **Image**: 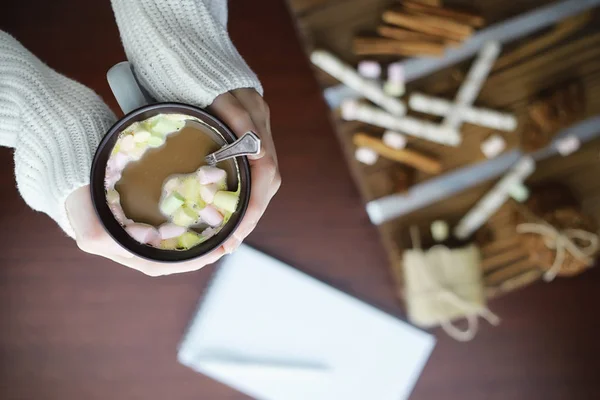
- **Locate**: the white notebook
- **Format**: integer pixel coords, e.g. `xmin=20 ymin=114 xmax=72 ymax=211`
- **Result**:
xmin=178 ymin=245 xmax=435 ymax=400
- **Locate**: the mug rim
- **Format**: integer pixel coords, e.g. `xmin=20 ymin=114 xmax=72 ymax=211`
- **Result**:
xmin=90 ymin=102 xmax=251 ymax=263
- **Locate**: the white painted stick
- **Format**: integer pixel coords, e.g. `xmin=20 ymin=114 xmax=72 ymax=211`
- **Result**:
xmin=310 ymin=50 xmax=406 ymax=116
xmin=342 ymin=100 xmax=461 ymax=146
xmin=442 ymin=42 xmax=501 ymax=132
xmin=410 ymin=93 xmax=517 ymax=131
xmin=453 ymin=156 xmax=535 ymax=239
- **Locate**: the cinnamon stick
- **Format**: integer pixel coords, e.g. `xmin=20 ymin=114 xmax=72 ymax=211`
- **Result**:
xmin=377 ymin=25 xmax=459 ymax=46
xmin=382 ymin=10 xmax=473 ymax=41
xmin=486 ymin=269 xmax=542 ymax=298
xmin=353 ymin=133 xmax=442 ymax=174
xmin=402 ymin=1 xmax=485 ymax=27
xmin=406 ymin=0 xmax=442 ymax=6
xmin=481 ymin=246 xmax=529 ymax=272
xmin=484 ymin=259 xmax=539 ymax=287
xmin=353 ymin=37 xmax=444 ymax=57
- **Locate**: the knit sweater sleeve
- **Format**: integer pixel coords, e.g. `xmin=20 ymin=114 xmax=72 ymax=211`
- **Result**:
xmin=111 ymin=0 xmax=263 ymax=108
xmin=0 ymin=31 xmax=117 ymax=237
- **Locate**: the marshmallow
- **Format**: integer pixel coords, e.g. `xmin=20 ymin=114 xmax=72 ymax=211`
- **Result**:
xmin=133 ymin=129 xmax=152 ymax=143
xmin=198 ymin=166 xmax=227 ymax=184
xmin=383 ymin=81 xmax=405 ymax=97
xmin=508 ymin=182 xmax=530 ymax=203
xmin=113 ymin=152 xmax=130 ymax=170
xmin=355 ymin=147 xmax=379 ymax=165
xmin=556 ymin=135 xmax=580 ymax=156
xmin=106 ymin=189 xmax=120 ymax=205
xmin=109 ymin=203 xmax=130 ymax=225
xmin=163 ymin=177 xmax=180 ymax=194
xmin=358 ymin=60 xmax=382 ymax=79
xmin=125 ymin=223 xmax=159 ymax=244
xmin=200 ymin=205 xmax=224 ymax=227
xmin=341 ymin=99 xmax=359 ymax=120
xmin=120 ymin=134 xmax=136 ymax=152
xmin=431 ymin=220 xmax=449 ymax=242
xmin=105 ymin=169 xmax=122 ymax=189
xmin=481 ymin=134 xmax=506 ymax=159
xmin=382 ymin=130 xmax=407 ymax=150
xmin=199 ymin=183 xmax=219 ymax=203
xmin=388 ymin=62 xmax=404 ymax=83
xmin=158 ymin=223 xmax=187 ymax=240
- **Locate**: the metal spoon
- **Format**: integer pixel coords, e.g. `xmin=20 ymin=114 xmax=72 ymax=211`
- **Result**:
xmin=205 ymin=131 xmax=262 ymax=166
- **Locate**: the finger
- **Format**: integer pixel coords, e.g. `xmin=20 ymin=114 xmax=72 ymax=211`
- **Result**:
xmin=230 ymin=89 xmax=273 ymax=162
xmin=111 ymin=246 xmax=226 ymax=277
xmin=66 ymin=186 xmax=134 ymax=259
xmin=208 ymin=92 xmax=266 ymax=159
xmin=208 ymin=93 xmax=280 ymax=243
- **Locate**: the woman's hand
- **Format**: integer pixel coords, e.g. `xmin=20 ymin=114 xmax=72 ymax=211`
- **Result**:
xmin=208 ymin=88 xmax=281 ymax=254
xmin=66 ymin=186 xmax=227 ymax=276
xmin=66 ymin=88 xmax=280 ymax=276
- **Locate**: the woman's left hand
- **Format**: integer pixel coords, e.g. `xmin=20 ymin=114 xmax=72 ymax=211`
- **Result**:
xmin=208 ymin=88 xmax=281 ymax=254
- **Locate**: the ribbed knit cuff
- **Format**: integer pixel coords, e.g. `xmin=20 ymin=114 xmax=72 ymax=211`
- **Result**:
xmin=1 ymin=30 xmax=117 ymax=237
xmin=111 ymin=0 xmax=263 ymax=108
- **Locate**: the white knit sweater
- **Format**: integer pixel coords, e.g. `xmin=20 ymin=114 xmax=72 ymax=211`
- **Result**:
xmin=0 ymin=0 xmax=262 ymax=237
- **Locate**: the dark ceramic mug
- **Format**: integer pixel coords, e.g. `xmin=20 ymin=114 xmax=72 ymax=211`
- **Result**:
xmin=90 ymin=62 xmax=251 ymax=262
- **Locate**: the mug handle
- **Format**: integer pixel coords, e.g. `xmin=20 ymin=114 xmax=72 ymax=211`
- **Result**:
xmin=107 ymin=61 xmax=154 ymax=114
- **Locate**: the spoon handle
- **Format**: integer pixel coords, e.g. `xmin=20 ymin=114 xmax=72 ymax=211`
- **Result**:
xmin=205 ymin=131 xmax=261 ymax=165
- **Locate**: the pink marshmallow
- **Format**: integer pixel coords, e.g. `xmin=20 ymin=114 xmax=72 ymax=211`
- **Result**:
xmin=199 ymin=183 xmax=219 ymax=203
xmin=105 ymin=169 xmax=122 ymax=189
xmin=109 ymin=203 xmax=130 ymax=225
xmin=125 ymin=223 xmax=159 ymax=244
xmin=198 ymin=166 xmax=227 ymax=185
xmin=199 ymin=205 xmax=224 ymax=227
xmin=149 ymin=236 xmax=163 ymax=248
xmin=388 ymin=62 xmax=404 ymax=83
xmin=113 ymin=152 xmax=130 ymax=170
xmin=158 ymin=223 xmax=187 ymax=240
xmin=357 ymin=60 xmax=381 ymax=79
xmin=202 ymin=227 xmax=218 ymax=238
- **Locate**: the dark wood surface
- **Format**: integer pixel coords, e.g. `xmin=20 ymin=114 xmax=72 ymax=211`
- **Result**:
xmin=1 ymin=1 xmax=600 ymax=399
xmin=289 ymin=0 xmax=600 ymax=295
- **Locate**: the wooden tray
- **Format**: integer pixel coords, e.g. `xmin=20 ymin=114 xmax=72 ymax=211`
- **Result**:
xmin=286 ymin=0 xmax=600 ymax=299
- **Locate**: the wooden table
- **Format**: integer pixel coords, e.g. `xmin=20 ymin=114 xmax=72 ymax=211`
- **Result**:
xmin=1 ymin=1 xmax=600 ymax=399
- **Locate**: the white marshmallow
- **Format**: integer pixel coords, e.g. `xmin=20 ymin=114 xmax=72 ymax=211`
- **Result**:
xmin=481 ymin=134 xmax=506 ymax=159
xmin=556 ymin=135 xmax=580 ymax=156
xmin=125 ymin=223 xmax=159 ymax=244
xmin=199 ymin=183 xmax=219 ymax=203
xmin=199 ymin=205 xmax=224 ymax=227
xmin=198 ymin=166 xmax=227 ymax=185
xmin=163 ymin=177 xmax=180 ymax=194
xmin=355 ymin=147 xmax=379 ymax=165
xmin=382 ymin=130 xmax=407 ymax=149
xmin=158 ymin=223 xmax=187 ymax=240
xmin=133 ymin=129 xmax=152 ymax=143
xmin=341 ymin=99 xmax=359 ymax=120
xmin=357 ymin=61 xmax=381 ymax=79
xmin=120 ymin=134 xmax=136 ymax=152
